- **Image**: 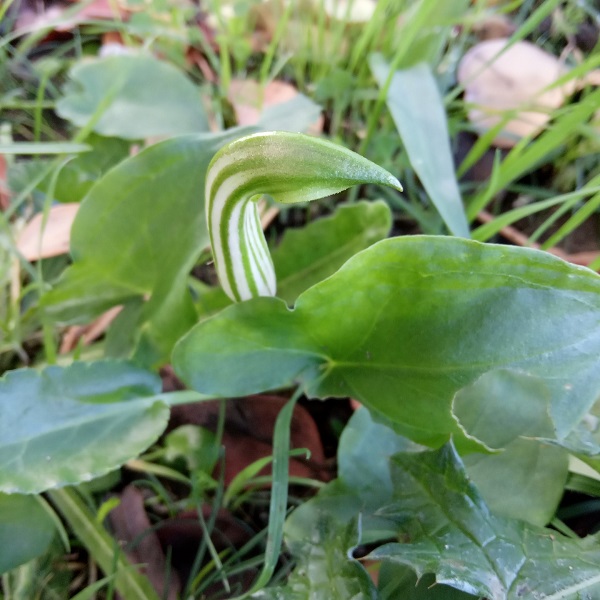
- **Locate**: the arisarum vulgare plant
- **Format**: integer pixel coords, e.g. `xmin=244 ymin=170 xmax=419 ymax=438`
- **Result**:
xmin=1 ymin=131 xmax=600 ymax=599
xmin=205 ymin=131 xmax=402 ymax=301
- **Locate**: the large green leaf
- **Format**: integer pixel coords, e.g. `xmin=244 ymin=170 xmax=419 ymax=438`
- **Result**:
xmin=0 ymin=361 xmax=169 ymax=494
xmin=0 ymin=494 xmax=56 ymax=573
xmin=56 ymin=55 xmax=209 ymax=139
xmin=174 ymin=237 xmax=600 ymax=446
xmin=368 ymin=444 xmax=600 ymax=600
xmin=44 ymin=130 xmax=244 ymax=321
xmin=454 ymin=370 xmax=569 ymax=526
xmin=555 ymin=398 xmax=600 ymax=477
xmin=42 ymin=129 xmax=254 ymax=368
xmin=370 ymin=55 xmax=470 ymax=238
xmin=44 ymin=100 xmax=322 ymax=364
xmin=196 ymin=200 xmax=393 ymax=317
xmin=284 ymin=408 xmax=419 ymax=548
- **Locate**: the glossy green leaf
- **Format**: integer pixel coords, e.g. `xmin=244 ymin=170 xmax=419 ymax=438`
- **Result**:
xmin=196 ymin=200 xmax=393 ymax=317
xmin=368 ymin=444 xmax=600 ymax=600
xmin=370 ymin=55 xmax=470 ymax=238
xmin=252 ymin=518 xmax=377 ymax=600
xmin=285 ymin=408 xmax=419 ymax=548
xmin=56 ymin=55 xmax=208 ymax=139
xmin=44 ymin=131 xmax=238 ymax=318
xmin=454 ymin=370 xmax=569 ymax=526
xmin=44 ymin=100 xmax=322 ymax=363
xmin=453 ymin=371 xmax=556 ymax=451
xmin=378 ymin=565 xmax=477 ymax=600
xmin=556 ymin=398 xmax=600 ymax=476
xmin=205 ymin=132 xmax=401 ymax=301
xmin=337 ymin=407 xmax=423 ymax=506
xmin=42 ymin=129 xmax=253 ymax=369
xmin=174 ymin=237 xmax=600 ymax=446
xmin=0 ymin=494 xmax=56 ymax=573
xmin=465 ymin=440 xmax=568 ymax=527
xmin=0 ymin=361 xmax=169 ymax=494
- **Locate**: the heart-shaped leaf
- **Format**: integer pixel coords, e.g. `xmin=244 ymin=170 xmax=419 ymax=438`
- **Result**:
xmin=45 ymin=102 xmax=322 ymax=364
xmin=174 ymin=236 xmax=600 ymax=446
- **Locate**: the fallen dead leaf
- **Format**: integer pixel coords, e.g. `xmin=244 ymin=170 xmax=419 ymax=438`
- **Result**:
xmin=59 ymin=305 xmax=123 ymax=354
xmin=17 ymin=203 xmax=79 ymax=261
xmin=0 ymin=155 xmax=10 ymax=211
xmin=459 ymin=38 xmax=600 ymax=147
xmin=155 ymin=508 xmax=255 ymax=595
xmin=109 ymin=485 xmax=181 ymax=600
xmin=16 ymin=0 xmax=129 ymax=33
xmin=228 ymin=79 xmax=323 ymax=134
xmin=186 ymin=48 xmax=217 ymax=84
xmin=169 ymin=394 xmax=330 ymax=486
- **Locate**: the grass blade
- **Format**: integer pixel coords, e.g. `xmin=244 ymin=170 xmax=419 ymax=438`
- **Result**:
xmin=370 ymin=55 xmax=470 ymax=237
xmin=230 ymin=389 xmax=302 ymax=599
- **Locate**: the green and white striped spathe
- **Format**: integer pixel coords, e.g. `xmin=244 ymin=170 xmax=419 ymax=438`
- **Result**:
xmin=206 ymin=131 xmax=402 ymax=302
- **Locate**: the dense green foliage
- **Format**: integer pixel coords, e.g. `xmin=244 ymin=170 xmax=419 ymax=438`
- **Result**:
xmin=1 ymin=0 xmax=600 ymax=598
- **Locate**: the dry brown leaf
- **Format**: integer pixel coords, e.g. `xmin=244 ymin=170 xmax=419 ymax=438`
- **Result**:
xmin=16 ymin=0 xmax=129 ymax=33
xmin=59 ymin=306 xmax=123 ymax=354
xmin=459 ymin=38 xmax=599 ymax=147
xmin=169 ymin=394 xmax=330 ymax=486
xmin=154 ymin=508 xmax=255 ymax=595
xmin=109 ymin=486 xmax=181 ymax=600
xmin=0 ymin=155 xmax=10 ymax=211
xmin=228 ymin=79 xmax=294 ymax=126
xmin=228 ymin=79 xmax=324 ymax=133
xmin=17 ymin=203 xmax=79 ymax=261
xmin=186 ymin=48 xmax=217 ymax=84
xmin=349 ymin=399 xmax=362 ymax=411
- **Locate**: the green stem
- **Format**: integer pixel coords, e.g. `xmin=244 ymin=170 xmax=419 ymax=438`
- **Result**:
xmin=48 ymin=488 xmax=161 ymax=600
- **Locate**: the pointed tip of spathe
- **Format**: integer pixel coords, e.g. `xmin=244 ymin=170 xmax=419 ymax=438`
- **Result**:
xmin=384 ymin=172 xmax=403 ymax=193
